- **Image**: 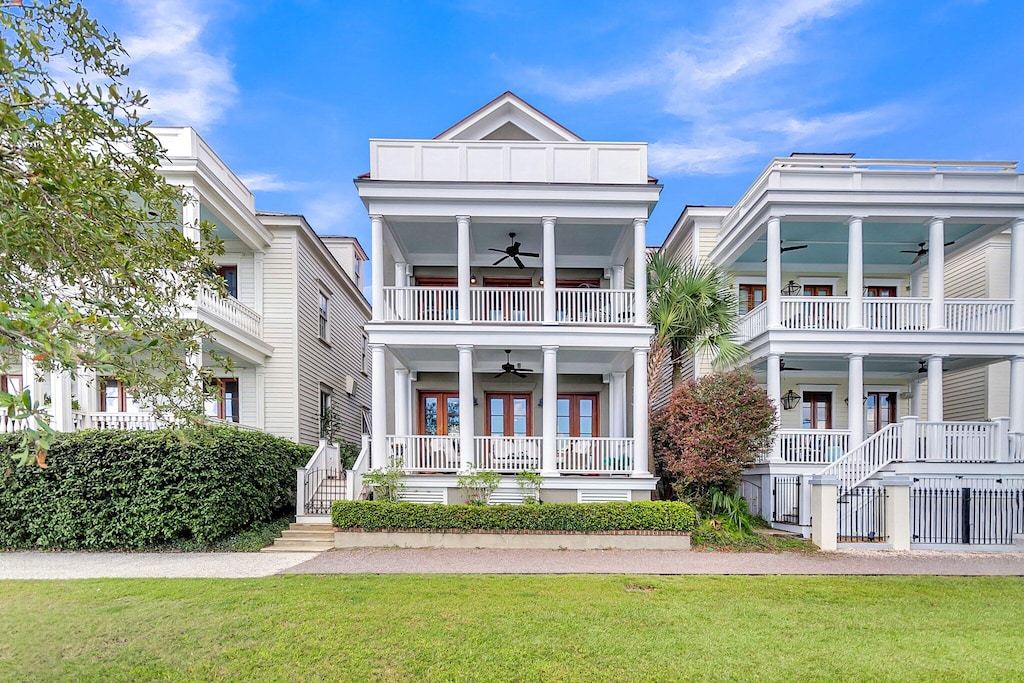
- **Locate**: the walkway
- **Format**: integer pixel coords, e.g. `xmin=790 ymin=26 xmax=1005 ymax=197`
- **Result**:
xmin=3 ymin=548 xmax=1024 ymax=579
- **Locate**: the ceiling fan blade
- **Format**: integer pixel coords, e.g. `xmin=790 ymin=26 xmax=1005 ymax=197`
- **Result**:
xmin=944 ymin=240 xmax=956 ymax=246
xmin=899 ymin=250 xmax=919 ymax=254
xmin=494 ymin=372 xmax=507 ymax=379
xmin=492 ymin=255 xmax=510 ymax=266
xmin=513 ymin=256 xmax=525 ymax=269
xmin=513 ymin=371 xmax=528 ymax=378
xmin=487 ymin=248 xmax=507 ymax=253
xmin=780 ymin=244 xmax=809 ymax=253
xmin=911 ymin=253 xmax=922 ymax=265
xmin=518 ymin=251 xmax=540 ymax=258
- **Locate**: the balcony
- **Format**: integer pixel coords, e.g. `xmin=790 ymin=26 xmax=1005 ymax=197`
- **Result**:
xmin=196 ymin=287 xmax=262 ymax=338
xmin=735 ymin=297 xmax=1013 ymax=343
xmin=379 ymin=286 xmax=637 ymax=325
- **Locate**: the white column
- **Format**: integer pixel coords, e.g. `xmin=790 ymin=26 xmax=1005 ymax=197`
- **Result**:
xmin=541 ymin=346 xmax=559 ymax=476
xmin=848 ymin=354 xmax=865 ymax=447
xmin=610 ymin=371 xmax=627 ymax=438
xmin=928 ymin=217 xmax=946 ymax=330
xmin=370 ymin=343 xmax=386 ymax=468
xmin=632 ymin=346 xmax=650 ymax=476
xmin=543 ymin=217 xmax=557 ymax=324
xmin=847 ymin=216 xmax=864 ymax=329
xmin=254 ymin=367 xmax=266 ymax=430
xmin=394 ymin=261 xmax=408 ymax=321
xmin=49 ymin=370 xmax=73 ymax=432
xmin=370 ymin=214 xmax=384 ymax=322
xmin=457 ymin=216 xmax=471 ymax=324
xmin=910 ymin=379 xmax=922 ymax=418
xmin=394 ymin=262 xmax=407 ymax=287
xmin=1011 ymin=219 xmax=1024 ymax=331
xmin=1010 ymin=356 xmax=1024 ymax=433
xmin=766 ymin=354 xmax=782 ymax=461
xmin=883 ymin=477 xmax=913 ymax=551
xmin=394 ymin=367 xmax=411 ymax=436
xmin=927 ymin=354 xmax=944 ymax=422
xmin=181 ymin=185 xmax=201 ymax=243
xmin=611 ymin=265 xmax=625 ymax=290
xmin=766 ymin=217 xmax=782 ymax=328
xmin=633 ymin=218 xmax=648 ymax=327
xmin=810 ymin=475 xmax=839 ymax=551
xmin=253 ymin=251 xmax=265 ymax=318
xmin=910 ymin=270 xmax=924 ymax=298
xmin=457 ymin=344 xmax=475 ymax=471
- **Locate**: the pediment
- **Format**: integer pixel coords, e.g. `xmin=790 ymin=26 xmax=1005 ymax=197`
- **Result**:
xmin=435 ymin=91 xmax=582 ymax=142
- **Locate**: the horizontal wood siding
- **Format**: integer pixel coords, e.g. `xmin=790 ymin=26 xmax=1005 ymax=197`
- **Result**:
xmin=260 ymin=230 xmax=299 ymax=441
xmin=943 ymin=367 xmax=988 ymax=421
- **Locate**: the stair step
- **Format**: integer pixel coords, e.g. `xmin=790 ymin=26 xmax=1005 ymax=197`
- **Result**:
xmin=261 ymin=540 xmax=335 ymax=553
xmin=280 ymin=530 xmax=335 ymax=541
xmin=289 ymin=523 xmax=334 ymax=531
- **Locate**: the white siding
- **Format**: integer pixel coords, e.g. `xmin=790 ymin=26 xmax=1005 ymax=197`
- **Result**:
xmin=943 ymin=367 xmax=988 ymax=421
xmin=261 ymin=230 xmax=300 ymax=441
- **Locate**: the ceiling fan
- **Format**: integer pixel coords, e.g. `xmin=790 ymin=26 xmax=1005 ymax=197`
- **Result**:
xmin=489 ymin=232 xmax=539 ymax=269
xmin=762 ymin=241 xmax=809 ymax=262
xmin=779 ymin=359 xmax=802 ymax=372
xmin=916 ymin=359 xmax=948 ymax=374
xmin=901 ymin=240 xmax=955 ymax=265
xmin=494 ymin=350 xmax=534 ymax=379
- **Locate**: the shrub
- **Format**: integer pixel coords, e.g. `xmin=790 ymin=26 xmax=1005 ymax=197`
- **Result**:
xmin=651 ymin=370 xmax=776 ymax=501
xmin=363 ymin=463 xmax=405 ymax=502
xmin=456 ymin=469 xmax=501 ymax=505
xmin=331 ymin=500 xmax=696 ymax=532
xmin=514 ymin=471 xmax=543 ymax=504
xmin=0 ymin=427 xmax=312 ymax=549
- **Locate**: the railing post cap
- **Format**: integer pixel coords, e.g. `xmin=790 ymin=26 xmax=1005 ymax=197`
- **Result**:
xmin=882 ymin=476 xmax=914 ymax=488
xmin=809 ymin=475 xmax=841 ymax=486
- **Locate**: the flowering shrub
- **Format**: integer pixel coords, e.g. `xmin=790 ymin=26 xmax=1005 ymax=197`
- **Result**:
xmin=651 ymin=370 xmax=776 ymax=500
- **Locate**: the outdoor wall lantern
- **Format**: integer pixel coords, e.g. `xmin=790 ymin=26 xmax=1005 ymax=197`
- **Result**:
xmin=781 ymin=389 xmax=801 ymax=410
xmin=781 ymin=280 xmax=801 ymax=296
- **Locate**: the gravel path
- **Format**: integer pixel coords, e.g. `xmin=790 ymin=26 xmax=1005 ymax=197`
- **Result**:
xmin=3 ymin=548 xmax=1024 ymax=579
xmin=0 ymin=551 xmax=319 ymax=579
xmin=285 ymin=548 xmax=1024 ymax=576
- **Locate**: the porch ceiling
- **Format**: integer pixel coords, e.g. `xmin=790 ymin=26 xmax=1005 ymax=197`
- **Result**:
xmin=393 ymin=345 xmax=629 ymax=374
xmin=733 ymin=219 xmax=987 ymax=269
xmin=749 ymin=354 xmax=1007 ymax=377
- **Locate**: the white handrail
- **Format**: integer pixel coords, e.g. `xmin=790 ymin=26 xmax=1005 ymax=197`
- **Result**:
xmin=915 ymin=421 xmax=996 ymax=462
xmin=557 ymin=437 xmax=634 ymax=473
xmin=381 ymin=286 xmax=458 ymax=322
xmin=74 ymin=411 xmax=163 ymax=431
xmin=196 ymin=287 xmax=262 ymax=336
xmin=388 ymin=435 xmax=460 ymax=472
xmin=0 ymin=414 xmax=28 ymax=433
xmin=554 ymin=288 xmax=635 ymax=324
xmin=473 ymin=436 xmax=542 ymax=471
xmin=346 ymin=434 xmax=371 ymax=501
xmin=776 ymin=429 xmax=850 ymax=464
xmin=781 ymin=296 xmax=849 ymax=330
xmin=819 ymin=422 xmax=902 ymax=492
xmin=863 ymin=298 xmax=929 ymax=331
xmin=1010 ymin=433 xmax=1024 ymax=463
xmin=944 ymin=299 xmax=1013 ymax=332
xmin=735 ymin=301 xmax=768 ymax=343
xmin=471 ymin=287 xmax=543 ymax=323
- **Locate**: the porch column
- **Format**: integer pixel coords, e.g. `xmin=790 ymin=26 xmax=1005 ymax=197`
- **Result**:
xmin=766 ymin=216 xmax=782 ymax=328
xmin=370 ymin=343 xmax=387 ymax=468
xmin=848 ymin=354 xmax=865 ymax=447
xmin=253 ymin=251 xmax=265 ymax=317
xmin=370 ymin=214 xmax=384 ymax=322
xmin=457 ymin=216 xmax=471 ymax=323
xmin=632 ymin=346 xmax=650 ymax=476
xmin=254 ymin=367 xmax=266 ymax=430
xmin=910 ymin=269 xmax=924 ymax=298
xmin=543 ymin=217 xmax=556 ymax=324
xmin=611 ymin=265 xmax=625 ymax=290
xmin=909 ymin=378 xmax=922 ymax=419
xmin=610 ymin=371 xmax=627 ymax=438
xmin=766 ymin=354 xmax=782 ymax=461
xmin=457 ymin=344 xmax=475 ymax=471
xmin=1011 ymin=219 xmax=1024 ymax=331
xmin=926 ymin=354 xmax=944 ymax=422
xmin=633 ymin=218 xmax=648 ymax=327
xmin=928 ymin=217 xmax=947 ymax=330
xmin=49 ymin=370 xmax=73 ymax=432
xmin=181 ymin=185 xmax=201 ymax=243
xmin=1010 ymin=356 xmax=1024 ymax=433
xmin=394 ymin=366 xmax=411 ymax=436
xmin=540 ymin=346 xmax=559 ymax=475
xmin=394 ymin=261 xmax=408 ymax=320
xmin=847 ymin=216 xmax=864 ymax=329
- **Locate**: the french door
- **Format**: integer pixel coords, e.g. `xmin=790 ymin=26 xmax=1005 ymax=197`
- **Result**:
xmin=420 ymin=392 xmax=460 ymax=435
xmin=739 ymin=284 xmax=766 ymax=313
xmin=866 ymin=392 xmax=897 ymax=435
xmin=556 ymin=394 xmax=599 ymax=437
xmin=803 ymin=284 xmax=833 ymax=297
xmin=801 ymin=392 xmax=832 ymax=429
xmin=486 ymin=393 xmax=531 ymax=436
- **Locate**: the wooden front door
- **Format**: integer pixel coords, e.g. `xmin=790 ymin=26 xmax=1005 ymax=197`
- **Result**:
xmin=801 ymin=392 xmax=832 ymax=429
xmin=486 ymin=393 xmax=531 ymax=436
xmin=420 ymin=392 xmax=461 ymax=435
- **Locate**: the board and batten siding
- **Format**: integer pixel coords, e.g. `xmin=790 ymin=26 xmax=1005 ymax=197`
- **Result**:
xmin=294 ymin=229 xmax=372 ymax=448
xmin=259 ymin=230 xmax=300 ymax=441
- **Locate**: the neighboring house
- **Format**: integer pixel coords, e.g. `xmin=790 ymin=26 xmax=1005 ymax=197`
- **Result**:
xmin=352 ymin=92 xmax=661 ymax=503
xmin=660 ymin=153 xmax=1024 ymax=546
xmin=0 ymin=127 xmax=371 ymax=450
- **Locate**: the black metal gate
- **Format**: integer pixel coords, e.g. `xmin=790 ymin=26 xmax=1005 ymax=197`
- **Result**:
xmin=304 ymin=468 xmax=346 ymax=515
xmin=911 ymin=486 xmax=1024 ymax=545
xmin=837 ymin=486 xmax=886 ymax=542
xmin=772 ymin=476 xmax=801 ymax=524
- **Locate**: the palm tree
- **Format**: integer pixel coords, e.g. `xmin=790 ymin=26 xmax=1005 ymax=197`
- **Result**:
xmin=646 ymin=250 xmax=747 ymax=403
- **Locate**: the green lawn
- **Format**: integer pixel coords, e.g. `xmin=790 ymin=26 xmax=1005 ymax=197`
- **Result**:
xmin=2 ymin=575 xmax=1021 ymax=681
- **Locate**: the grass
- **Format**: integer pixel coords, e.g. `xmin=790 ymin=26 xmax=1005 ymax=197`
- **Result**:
xmin=2 ymin=575 xmax=1022 ymax=681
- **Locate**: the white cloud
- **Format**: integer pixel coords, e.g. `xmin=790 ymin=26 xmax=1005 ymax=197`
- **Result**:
xmin=119 ymin=0 xmax=237 ymax=129
xmin=238 ymin=173 xmax=305 ymax=193
xmin=302 ymin=193 xmax=363 ymax=236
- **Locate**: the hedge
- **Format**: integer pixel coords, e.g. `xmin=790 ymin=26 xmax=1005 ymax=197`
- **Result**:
xmin=331 ymin=500 xmax=696 ymax=532
xmin=0 ymin=427 xmax=313 ymax=549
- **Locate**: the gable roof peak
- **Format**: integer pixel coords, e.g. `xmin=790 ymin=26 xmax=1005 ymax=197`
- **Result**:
xmin=435 ymin=91 xmax=583 ymax=142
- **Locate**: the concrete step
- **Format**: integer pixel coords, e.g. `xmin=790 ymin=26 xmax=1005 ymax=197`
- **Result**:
xmin=260 ymin=522 xmax=336 ymax=552
xmin=261 ymin=539 xmax=335 ymax=553
xmin=288 ymin=523 xmax=333 ymax=531
xmin=280 ymin=530 xmax=335 ymax=542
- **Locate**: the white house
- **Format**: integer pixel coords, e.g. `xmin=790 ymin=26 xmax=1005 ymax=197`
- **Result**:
xmin=352 ymin=92 xmax=661 ymax=503
xmin=0 ymin=127 xmax=372 ymax=450
xmin=661 ymin=153 xmax=1024 ymax=546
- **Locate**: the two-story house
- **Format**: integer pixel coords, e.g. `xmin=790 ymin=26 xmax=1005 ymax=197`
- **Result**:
xmin=662 ymin=154 xmax=1024 ymax=544
xmin=353 ymin=92 xmax=661 ymax=503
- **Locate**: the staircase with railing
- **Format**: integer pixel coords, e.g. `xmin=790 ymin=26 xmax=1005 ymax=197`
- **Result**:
xmin=296 ymin=439 xmax=347 ymax=518
xmin=818 ymin=423 xmax=903 ymax=492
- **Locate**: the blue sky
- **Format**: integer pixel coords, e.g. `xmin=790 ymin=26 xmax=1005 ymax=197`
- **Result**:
xmin=90 ymin=0 xmax=1023 ymax=247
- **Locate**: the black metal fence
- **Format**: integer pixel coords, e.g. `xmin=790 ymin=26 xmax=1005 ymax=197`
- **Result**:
xmin=304 ymin=468 xmax=346 ymax=515
xmin=772 ymin=476 xmax=801 ymax=524
xmin=837 ymin=487 xmax=886 ymax=542
xmin=911 ymin=486 xmax=1024 ymax=545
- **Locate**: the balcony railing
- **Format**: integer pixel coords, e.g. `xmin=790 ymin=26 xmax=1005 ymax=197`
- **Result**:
xmin=772 ymin=429 xmax=851 ymax=464
xmin=379 ymin=286 xmax=638 ymax=324
xmin=0 ymin=414 xmax=29 ymax=433
xmin=474 ymin=436 xmax=541 ymax=471
xmin=73 ymin=411 xmax=163 ymax=431
xmin=736 ymin=297 xmax=1015 ymax=339
xmin=196 ymin=287 xmax=262 ymax=337
xmin=557 ymin=437 xmax=634 ymax=473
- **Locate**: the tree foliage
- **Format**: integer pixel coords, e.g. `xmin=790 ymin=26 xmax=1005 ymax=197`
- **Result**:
xmin=651 ymin=370 xmax=776 ymax=501
xmin=0 ymin=1 xmax=224 ymax=464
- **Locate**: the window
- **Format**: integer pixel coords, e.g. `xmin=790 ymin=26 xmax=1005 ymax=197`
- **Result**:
xmin=318 ymin=291 xmax=330 ymax=341
xmin=801 ymin=392 xmax=832 ymax=429
xmin=0 ymin=374 xmax=23 ymax=394
xmin=216 ymin=266 xmax=238 ymax=298
xmin=361 ymin=334 xmax=369 ymax=374
xmin=419 ymin=392 xmax=460 ymax=435
xmin=205 ymin=378 xmax=239 ymax=422
xmin=865 ymin=286 xmax=897 ymax=298
xmin=739 ymin=284 xmax=767 ymax=313
xmin=99 ymin=378 xmax=141 ymax=413
xmin=319 ymin=388 xmax=333 ymax=438
xmin=485 ymin=393 xmax=531 ymax=436
xmin=556 ymin=394 xmax=599 ymax=437
xmin=866 ymin=392 xmax=897 ymax=435
xmin=803 ymin=284 xmax=833 ymax=297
